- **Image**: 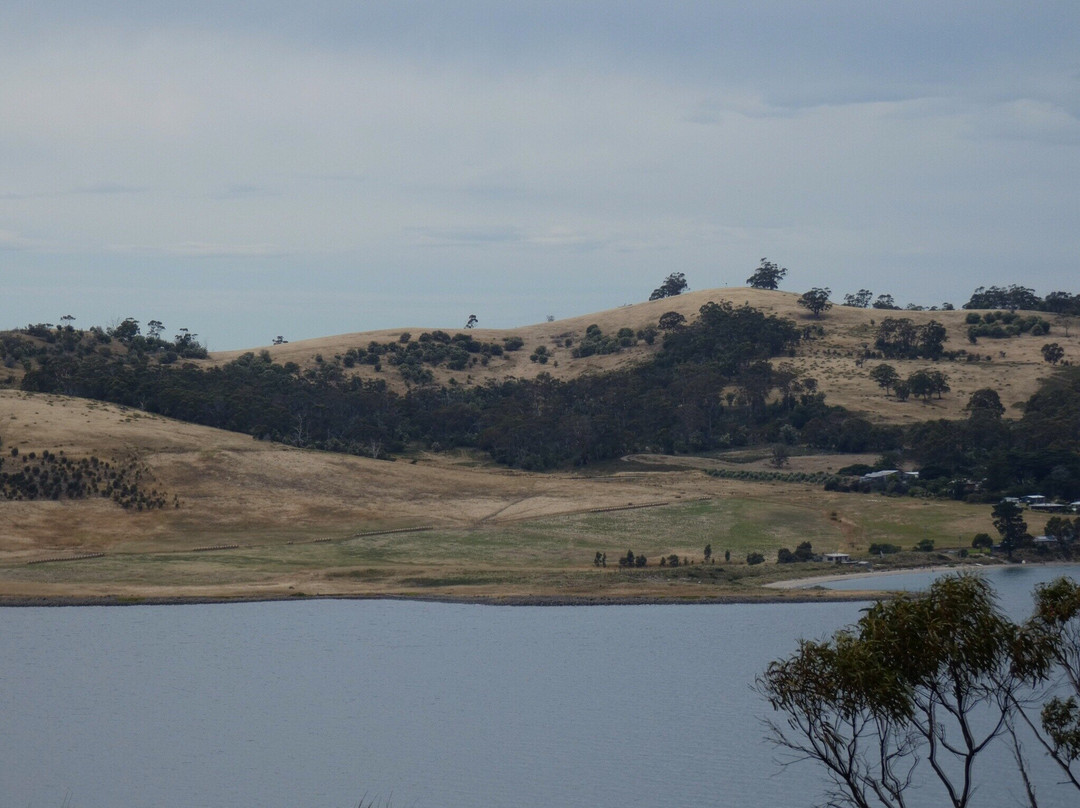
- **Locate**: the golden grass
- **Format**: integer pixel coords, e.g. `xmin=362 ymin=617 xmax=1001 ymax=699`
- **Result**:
xmin=0 ymin=389 xmax=1023 ymax=602
xmin=3 ymin=286 xmax=1074 ymax=602
xmin=204 ymin=287 xmax=1078 ymax=424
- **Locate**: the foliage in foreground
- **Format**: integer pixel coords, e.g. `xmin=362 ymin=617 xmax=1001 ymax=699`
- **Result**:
xmin=758 ymin=575 xmax=1080 ymax=808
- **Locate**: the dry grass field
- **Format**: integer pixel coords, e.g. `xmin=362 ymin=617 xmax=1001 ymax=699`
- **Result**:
xmin=0 ymin=388 xmax=1017 ymax=604
xmin=2 ymin=287 xmax=1072 ymax=603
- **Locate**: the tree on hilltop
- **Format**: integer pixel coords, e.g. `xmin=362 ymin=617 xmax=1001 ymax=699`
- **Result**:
xmin=746 ymin=258 xmax=787 ymax=290
xmin=797 ymin=288 xmax=832 ymax=318
xmin=649 ymin=272 xmax=688 ymax=300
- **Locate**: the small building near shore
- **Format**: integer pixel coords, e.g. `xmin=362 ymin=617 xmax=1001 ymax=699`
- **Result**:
xmin=824 ymin=552 xmax=851 ymax=564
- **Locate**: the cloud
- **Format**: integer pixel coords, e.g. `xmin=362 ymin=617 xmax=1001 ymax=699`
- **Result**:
xmin=108 ymin=242 xmax=286 ymax=258
xmin=1 ymin=3 xmax=1078 ymax=350
xmin=0 ymin=229 xmax=39 ymax=250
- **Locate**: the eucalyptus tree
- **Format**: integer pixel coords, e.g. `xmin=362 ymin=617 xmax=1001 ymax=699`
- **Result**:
xmin=759 ymin=575 xmax=1024 ymax=808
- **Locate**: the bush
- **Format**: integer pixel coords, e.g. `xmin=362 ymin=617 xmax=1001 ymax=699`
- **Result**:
xmin=914 ymin=538 xmax=935 ymax=552
xmin=868 ymin=542 xmax=901 ymax=555
xmin=747 ymin=551 xmax=765 ymax=565
xmin=972 ymin=533 xmax=993 ymax=550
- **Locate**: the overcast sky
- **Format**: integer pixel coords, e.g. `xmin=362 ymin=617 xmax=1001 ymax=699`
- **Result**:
xmin=3 ymin=1 xmax=1078 ymax=350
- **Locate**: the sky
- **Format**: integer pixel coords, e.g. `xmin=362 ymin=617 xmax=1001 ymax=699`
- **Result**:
xmin=2 ymin=1 xmax=1079 ymax=351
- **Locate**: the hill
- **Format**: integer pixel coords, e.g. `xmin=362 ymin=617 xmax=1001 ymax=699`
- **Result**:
xmin=2 ymin=286 xmax=1077 ymax=602
xmin=0 ymin=388 xmax=1008 ymax=603
xmin=207 ymin=287 xmax=1079 ymax=425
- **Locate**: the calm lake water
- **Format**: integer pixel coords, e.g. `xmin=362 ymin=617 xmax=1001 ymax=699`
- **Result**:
xmin=2 ymin=564 xmax=1078 ymax=808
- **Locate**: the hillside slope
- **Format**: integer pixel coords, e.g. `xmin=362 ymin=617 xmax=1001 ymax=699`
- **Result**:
xmin=0 ymin=390 xmax=710 ymax=559
xmin=208 ymin=287 xmax=1079 ymax=424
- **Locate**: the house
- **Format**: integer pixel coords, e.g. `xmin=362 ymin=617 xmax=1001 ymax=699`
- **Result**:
xmin=824 ymin=552 xmax=851 ymax=564
xmin=1029 ymin=502 xmax=1069 ymax=513
xmin=858 ymin=470 xmax=920 ymax=487
xmin=1021 ymin=494 xmax=1047 ymax=505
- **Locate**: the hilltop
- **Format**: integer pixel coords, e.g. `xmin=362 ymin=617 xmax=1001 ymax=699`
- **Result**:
xmin=207 ymin=287 xmax=1077 ymax=425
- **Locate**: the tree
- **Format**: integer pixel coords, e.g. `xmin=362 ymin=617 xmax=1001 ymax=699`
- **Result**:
xmin=992 ymin=500 xmax=1028 ymax=560
xmin=111 ymin=318 xmax=140 ymax=342
xmin=907 ymin=369 xmax=949 ymax=401
xmin=746 ymin=258 xmax=787 ymax=290
xmin=465 ymin=314 xmax=478 ymax=329
xmin=797 ymin=288 xmax=832 ymax=318
xmin=649 ymin=272 xmax=688 ymax=300
xmin=843 ymin=289 xmax=873 ymax=308
xmin=918 ymin=320 xmax=947 ymax=359
xmin=869 ymin=364 xmax=900 ymax=396
xmin=965 ymin=388 xmax=1005 ymax=418
xmin=971 ymin=533 xmax=993 ymax=550
xmin=770 ymin=444 xmax=790 ymax=468
xmin=703 ymin=543 xmax=712 ymax=562
xmin=146 ymin=319 xmax=165 ymax=340
xmin=657 ymin=311 xmax=686 ymax=331
xmin=873 ymin=294 xmax=900 ymax=310
xmin=1013 ymin=577 xmax=1080 ymax=792
xmin=1042 ymin=342 xmax=1065 ymax=365
xmin=758 ymin=575 xmax=1023 ymax=808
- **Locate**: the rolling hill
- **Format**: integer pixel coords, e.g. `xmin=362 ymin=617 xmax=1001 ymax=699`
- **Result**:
xmin=1 ymin=287 xmax=1075 ymax=602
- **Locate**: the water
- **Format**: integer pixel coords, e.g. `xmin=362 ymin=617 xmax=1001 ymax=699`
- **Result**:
xmin=2 ymin=565 xmax=1078 ymax=808
xmin=819 ymin=562 xmax=1077 ymax=614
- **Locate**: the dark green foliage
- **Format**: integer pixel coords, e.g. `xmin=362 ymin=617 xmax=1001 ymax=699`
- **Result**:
xmin=842 ymin=289 xmax=873 ymax=308
xmin=992 ymin=500 xmax=1028 ymax=559
xmin=869 ymin=363 xmax=899 ymax=395
xmin=874 ymin=318 xmax=947 ymax=359
xmin=838 ymin=463 xmax=875 ymax=476
xmin=746 ymin=551 xmax=765 ymax=565
xmin=657 ymin=311 xmax=686 ymax=331
xmin=746 ymin=258 xmax=787 ymax=290
xmin=1043 ymin=342 xmax=1066 ymax=364
xmin=964 ymin=284 xmax=1042 ymax=312
xmin=571 ymin=325 xmax=624 ymax=357
xmin=965 ymin=311 xmax=1052 ymax=342
xmin=971 ymin=533 xmax=993 ymax=549
xmin=777 ymin=541 xmax=814 ymax=563
xmin=649 ymin=272 xmax=688 ymax=300
xmin=1014 ymin=577 xmax=1080 ymax=789
xmin=868 ymin=542 xmax=901 ymax=554
xmin=796 ymin=288 xmax=832 ymax=318
xmin=0 ymin=449 xmax=173 ymax=510
xmin=1043 ymin=516 xmax=1079 ymax=556
xmin=759 ymin=575 xmax=1038 ymax=808
xmin=906 ymin=369 xmax=949 ymax=401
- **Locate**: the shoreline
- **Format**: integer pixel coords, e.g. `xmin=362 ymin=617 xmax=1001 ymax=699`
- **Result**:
xmin=765 ymin=563 xmax=985 ymax=590
xmin=0 ymin=589 xmax=885 ymax=608
xmin=3 ymin=561 xmax=1073 ymax=608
